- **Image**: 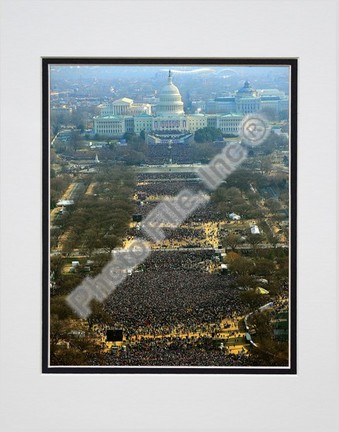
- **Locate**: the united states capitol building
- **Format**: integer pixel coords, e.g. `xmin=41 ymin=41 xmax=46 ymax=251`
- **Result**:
xmin=93 ymin=71 xmax=288 ymax=144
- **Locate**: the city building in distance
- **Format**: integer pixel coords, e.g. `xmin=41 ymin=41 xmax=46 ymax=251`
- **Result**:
xmin=93 ymin=70 xmax=289 ymax=143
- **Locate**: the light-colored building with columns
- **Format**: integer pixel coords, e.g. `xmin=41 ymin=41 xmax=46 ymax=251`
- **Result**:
xmin=93 ymin=71 xmax=254 ymax=139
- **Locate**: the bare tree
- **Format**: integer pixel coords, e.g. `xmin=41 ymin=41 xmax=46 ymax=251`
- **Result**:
xmin=222 ymin=233 xmax=241 ymax=251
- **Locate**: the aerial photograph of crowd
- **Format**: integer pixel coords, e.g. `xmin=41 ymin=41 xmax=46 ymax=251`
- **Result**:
xmin=48 ymin=64 xmax=292 ymax=369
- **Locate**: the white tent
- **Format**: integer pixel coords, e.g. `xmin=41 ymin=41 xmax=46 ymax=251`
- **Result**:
xmin=250 ymin=225 xmax=260 ymax=235
xmin=229 ymin=212 xmax=241 ymax=221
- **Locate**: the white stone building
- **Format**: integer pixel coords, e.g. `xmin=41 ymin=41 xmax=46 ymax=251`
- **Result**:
xmin=206 ymin=81 xmax=288 ymax=116
xmin=93 ymin=71 xmax=258 ymax=138
xmin=217 ymin=113 xmax=244 ymax=135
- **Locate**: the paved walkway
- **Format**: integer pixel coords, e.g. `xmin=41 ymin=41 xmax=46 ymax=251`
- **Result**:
xmin=85 ymin=182 xmax=96 ymax=196
xmin=50 ymin=182 xmax=77 ymax=224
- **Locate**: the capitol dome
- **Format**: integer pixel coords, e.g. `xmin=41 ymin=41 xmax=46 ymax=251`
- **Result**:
xmin=156 ymin=70 xmax=184 ymax=115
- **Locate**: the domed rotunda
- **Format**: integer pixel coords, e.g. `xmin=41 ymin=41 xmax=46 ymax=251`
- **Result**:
xmin=156 ymin=70 xmax=184 ymax=115
xmin=236 ymin=80 xmax=257 ymax=97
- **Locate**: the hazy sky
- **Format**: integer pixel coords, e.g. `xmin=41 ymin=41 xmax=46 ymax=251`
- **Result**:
xmin=50 ymin=64 xmax=289 ymax=80
xmin=50 ymin=64 xmax=290 ymax=96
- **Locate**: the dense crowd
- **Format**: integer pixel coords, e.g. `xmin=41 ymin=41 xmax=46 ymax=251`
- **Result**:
xmin=132 ymin=201 xmax=159 ymax=218
xmin=126 ymin=226 xmax=208 ymax=247
xmin=52 ymin=153 xmax=289 ymax=368
xmin=103 ymin=251 xmax=246 ymax=337
xmin=134 ymin=174 xmax=225 ymax=223
xmin=141 ymin=249 xmax=212 ymax=271
xmin=87 ymin=337 xmax=252 ymax=367
xmin=90 ymin=174 xmax=281 ymax=367
xmin=186 ymin=201 xmax=226 ymax=222
xmin=136 ymin=180 xmax=205 ymax=197
xmin=161 ymin=227 xmax=205 ymax=242
xmin=136 ymin=172 xmax=200 ymax=181
xmin=146 ymin=143 xmax=194 ymax=164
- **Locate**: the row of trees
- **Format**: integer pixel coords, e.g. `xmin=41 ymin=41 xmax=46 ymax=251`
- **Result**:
xmin=50 ymin=298 xmax=112 ymax=365
xmin=212 ymin=185 xmax=260 ymax=218
xmin=247 ymin=310 xmax=289 ymax=366
xmin=50 ymin=106 xmax=98 ymax=138
xmin=194 ymin=127 xmax=223 ymax=143
xmin=222 ymin=240 xmax=289 ymax=366
xmin=50 ymin=173 xmax=73 ymax=209
xmin=53 ymin=126 xmax=289 ymax=169
xmin=50 ymin=164 xmax=137 ymax=364
xmin=211 ymin=168 xmax=288 ymax=217
xmin=58 ymin=166 xmax=135 ymax=257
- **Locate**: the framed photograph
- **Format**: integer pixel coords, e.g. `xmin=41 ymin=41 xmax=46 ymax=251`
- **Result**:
xmin=0 ymin=1 xmax=336 ymax=431
xmin=43 ymin=58 xmax=297 ymax=374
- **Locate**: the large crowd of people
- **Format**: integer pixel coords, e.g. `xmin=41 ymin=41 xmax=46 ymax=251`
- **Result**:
xmin=134 ymin=173 xmax=226 ymax=223
xmin=136 ymin=172 xmax=201 ymax=181
xmin=134 ymin=200 xmax=226 ymax=222
xmin=126 ymin=225 xmax=209 ymax=247
xmin=136 ymin=180 xmax=204 ymax=197
xmin=103 ymin=250 xmax=246 ymax=338
xmin=87 ymin=337 xmax=252 ymax=367
xmin=146 ymin=143 xmax=194 ymax=164
xmin=52 ymin=167 xmax=289 ymax=367
xmin=96 ymin=170 xmax=255 ymax=366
